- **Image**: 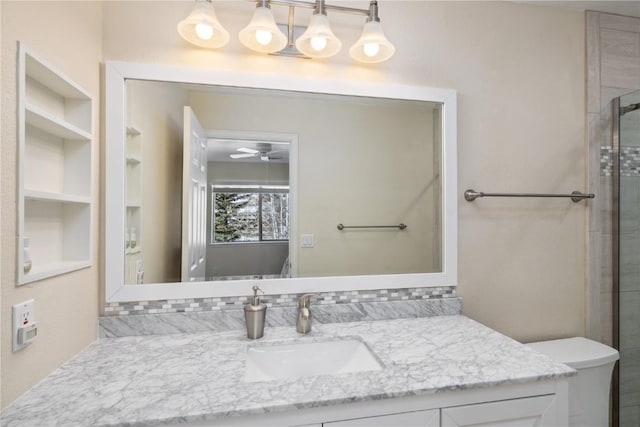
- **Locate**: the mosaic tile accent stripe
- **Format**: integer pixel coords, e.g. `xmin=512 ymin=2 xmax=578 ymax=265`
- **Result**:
xmin=601 ymin=146 xmax=613 ymax=176
xmin=103 ymin=286 xmax=456 ymax=316
xmin=601 ymin=146 xmax=640 ymax=177
xmin=621 ymin=146 xmax=640 ymax=176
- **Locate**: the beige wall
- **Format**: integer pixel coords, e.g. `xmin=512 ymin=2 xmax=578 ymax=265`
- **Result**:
xmin=104 ymin=1 xmax=586 ymax=341
xmin=0 ymin=0 xmax=587 ymax=409
xmin=1 ymin=2 xmax=102 ymax=408
xmin=126 ymin=80 xmax=187 ymax=284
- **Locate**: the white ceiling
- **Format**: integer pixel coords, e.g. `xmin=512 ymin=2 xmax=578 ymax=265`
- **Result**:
xmin=515 ymin=1 xmax=640 ymax=18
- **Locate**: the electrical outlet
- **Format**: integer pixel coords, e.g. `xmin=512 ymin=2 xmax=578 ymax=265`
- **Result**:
xmin=13 ymin=299 xmax=37 ymax=352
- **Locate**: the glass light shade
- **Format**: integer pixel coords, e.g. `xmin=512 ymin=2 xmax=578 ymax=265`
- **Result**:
xmin=177 ymin=0 xmax=230 ymax=49
xmin=239 ymin=6 xmax=288 ymax=53
xmin=349 ymin=20 xmax=395 ymax=64
xmin=295 ymin=14 xmax=342 ymax=58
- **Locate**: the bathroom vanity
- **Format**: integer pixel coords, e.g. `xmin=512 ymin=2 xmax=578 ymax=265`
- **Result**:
xmin=0 ymin=315 xmax=573 ymax=426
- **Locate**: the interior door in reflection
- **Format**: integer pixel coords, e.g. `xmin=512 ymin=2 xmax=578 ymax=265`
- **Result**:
xmin=181 ymin=107 xmax=208 ymax=281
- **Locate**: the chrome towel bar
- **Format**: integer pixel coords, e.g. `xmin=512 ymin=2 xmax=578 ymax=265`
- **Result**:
xmin=464 ymin=189 xmax=595 ymax=203
xmin=337 ymin=223 xmax=407 ymax=230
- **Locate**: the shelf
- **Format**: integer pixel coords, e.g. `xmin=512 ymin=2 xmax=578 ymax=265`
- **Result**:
xmin=25 ymin=190 xmax=90 ymax=204
xmin=21 ymin=260 xmax=91 ymax=285
xmin=125 ymin=124 xmax=142 ymax=270
xmin=25 ymin=53 xmax=90 ymax=100
xmin=18 ymin=43 xmax=93 ymax=286
xmin=25 ymin=104 xmax=91 ymax=141
xmin=126 ymin=247 xmax=142 ymax=255
xmin=24 ymin=124 xmax=91 ymax=197
xmin=21 ymin=199 xmax=91 ymax=284
xmin=127 ymin=127 xmax=141 ymax=136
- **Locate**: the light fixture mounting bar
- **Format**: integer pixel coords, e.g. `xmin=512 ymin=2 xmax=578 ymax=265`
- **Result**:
xmin=256 ymin=0 xmax=370 ymax=16
xmin=287 ymin=6 xmax=295 ymax=47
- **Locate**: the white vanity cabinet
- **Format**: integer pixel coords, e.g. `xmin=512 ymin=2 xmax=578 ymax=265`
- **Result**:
xmin=17 ymin=43 xmax=93 ymax=285
xmin=317 ymin=394 xmax=558 ymax=427
xmin=440 ymin=394 xmax=558 ymax=426
xmin=196 ymin=380 xmax=568 ymax=427
xmin=323 ymin=408 xmax=439 ymax=426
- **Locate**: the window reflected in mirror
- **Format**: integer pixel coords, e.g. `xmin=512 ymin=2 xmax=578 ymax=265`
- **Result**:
xmin=212 ymin=187 xmax=290 ymax=244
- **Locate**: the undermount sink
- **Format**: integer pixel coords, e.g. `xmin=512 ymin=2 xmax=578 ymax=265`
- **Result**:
xmin=244 ymin=339 xmax=383 ymax=382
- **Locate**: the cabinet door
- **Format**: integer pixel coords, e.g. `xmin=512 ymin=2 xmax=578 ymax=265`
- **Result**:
xmin=324 ymin=409 xmax=439 ymax=426
xmin=441 ymin=395 xmax=558 ymax=427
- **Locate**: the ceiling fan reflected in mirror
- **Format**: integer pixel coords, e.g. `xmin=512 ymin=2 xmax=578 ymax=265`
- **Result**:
xmin=230 ymin=143 xmax=284 ymax=162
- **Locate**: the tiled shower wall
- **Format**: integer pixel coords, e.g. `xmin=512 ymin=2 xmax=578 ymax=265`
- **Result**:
xmin=586 ymin=11 xmax=640 ymax=426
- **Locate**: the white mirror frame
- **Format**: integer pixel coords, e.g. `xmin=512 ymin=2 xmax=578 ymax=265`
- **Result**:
xmin=105 ymin=61 xmax=457 ymax=303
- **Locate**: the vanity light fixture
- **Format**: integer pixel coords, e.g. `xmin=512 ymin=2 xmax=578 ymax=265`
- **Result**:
xmin=177 ymin=0 xmax=395 ymax=63
xmin=177 ymin=0 xmax=230 ymax=49
xmin=239 ymin=0 xmax=288 ymax=53
xmin=349 ymin=0 xmax=395 ymax=63
xmin=294 ymin=0 xmax=342 ymax=59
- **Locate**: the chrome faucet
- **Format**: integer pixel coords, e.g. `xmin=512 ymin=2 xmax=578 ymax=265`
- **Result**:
xmin=296 ymin=294 xmax=319 ymax=334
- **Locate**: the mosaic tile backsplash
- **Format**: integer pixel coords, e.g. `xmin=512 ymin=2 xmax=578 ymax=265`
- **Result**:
xmin=104 ymin=286 xmax=456 ymax=316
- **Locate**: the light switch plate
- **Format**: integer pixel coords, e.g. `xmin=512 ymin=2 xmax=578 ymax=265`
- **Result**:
xmin=13 ymin=299 xmax=36 ymax=352
xmin=301 ymin=234 xmax=315 ymax=248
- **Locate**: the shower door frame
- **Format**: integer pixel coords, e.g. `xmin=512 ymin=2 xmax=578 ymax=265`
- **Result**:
xmin=611 ymin=96 xmax=620 ymax=427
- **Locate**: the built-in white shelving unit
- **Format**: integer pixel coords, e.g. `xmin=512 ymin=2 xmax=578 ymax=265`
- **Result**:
xmin=17 ymin=43 xmax=93 ymax=285
xmin=125 ymin=126 xmax=143 ymax=283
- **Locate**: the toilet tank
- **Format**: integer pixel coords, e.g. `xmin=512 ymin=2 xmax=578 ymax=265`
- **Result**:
xmin=525 ymin=337 xmax=619 ymax=427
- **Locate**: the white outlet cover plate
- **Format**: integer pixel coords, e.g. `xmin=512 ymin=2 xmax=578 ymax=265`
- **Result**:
xmin=13 ymin=299 xmax=35 ymax=352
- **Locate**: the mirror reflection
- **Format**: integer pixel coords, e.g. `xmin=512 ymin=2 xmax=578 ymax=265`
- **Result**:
xmin=124 ymin=79 xmax=442 ymax=285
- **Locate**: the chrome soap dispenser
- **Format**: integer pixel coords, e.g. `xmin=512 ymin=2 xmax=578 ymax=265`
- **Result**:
xmin=244 ymin=285 xmax=267 ymax=339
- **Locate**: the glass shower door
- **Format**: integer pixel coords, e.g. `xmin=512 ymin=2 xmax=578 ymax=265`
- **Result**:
xmin=617 ymin=89 xmax=640 ymax=426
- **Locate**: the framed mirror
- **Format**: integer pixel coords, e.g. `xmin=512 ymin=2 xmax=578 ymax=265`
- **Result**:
xmin=106 ymin=61 xmax=457 ymax=302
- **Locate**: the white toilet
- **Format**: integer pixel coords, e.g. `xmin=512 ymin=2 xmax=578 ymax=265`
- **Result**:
xmin=525 ymin=337 xmax=619 ymax=427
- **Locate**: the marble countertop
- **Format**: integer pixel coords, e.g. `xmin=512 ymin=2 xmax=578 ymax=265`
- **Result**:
xmin=1 ymin=315 xmax=574 ymax=427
